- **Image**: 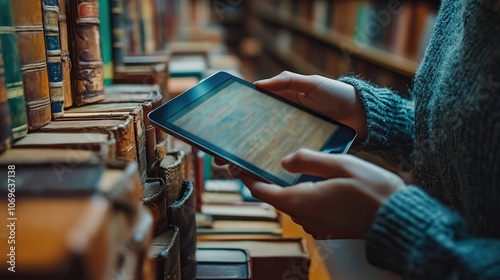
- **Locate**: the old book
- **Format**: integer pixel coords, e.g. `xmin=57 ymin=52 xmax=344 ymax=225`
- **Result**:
xmin=138 ymin=0 xmax=156 ymax=54
xmin=11 ymin=0 xmax=51 ymax=130
xmin=160 ymin=151 xmax=186 ymax=205
xmin=201 ymin=204 xmax=278 ymax=221
xmin=42 ymin=0 xmax=64 ymax=118
xmin=198 ymin=239 xmax=311 ymax=280
xmin=196 ymin=248 xmax=251 ymax=280
xmin=113 ymin=62 xmax=168 ymax=99
xmin=197 ymin=220 xmax=282 ymax=236
xmin=123 ymin=0 xmax=141 ymax=55
xmin=0 ymin=40 xmax=12 ymax=152
xmin=67 ymin=0 xmax=105 ymax=106
xmin=12 ymin=131 xmax=116 ymax=159
xmin=143 ymin=178 xmax=169 ymax=236
xmin=0 ymin=0 xmax=28 ymax=139
xmin=169 ymin=180 xmax=197 ymax=280
xmin=115 ymin=204 xmax=154 ymax=280
xmin=64 ymin=103 xmax=148 ymax=183
xmin=57 ymin=0 xmax=72 ymax=107
xmin=0 ymin=196 xmax=118 ymax=279
xmin=40 ymin=116 xmax=137 ymax=163
xmin=111 ymin=0 xmax=126 ymax=67
xmin=168 ymin=76 xmax=199 ymax=99
xmin=151 ymin=226 xmax=181 ymax=280
xmin=99 ymin=0 xmax=113 ymax=86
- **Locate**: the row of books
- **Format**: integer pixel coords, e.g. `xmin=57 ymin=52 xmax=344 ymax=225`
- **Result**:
xmin=263 ymin=0 xmax=438 ymax=59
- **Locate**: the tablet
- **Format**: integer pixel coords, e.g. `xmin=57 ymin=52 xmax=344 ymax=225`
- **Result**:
xmin=149 ymin=71 xmax=356 ymax=186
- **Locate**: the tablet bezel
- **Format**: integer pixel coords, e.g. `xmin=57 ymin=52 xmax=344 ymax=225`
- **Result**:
xmin=149 ymin=71 xmax=357 ymax=186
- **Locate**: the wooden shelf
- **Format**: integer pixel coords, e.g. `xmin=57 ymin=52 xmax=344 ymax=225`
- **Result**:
xmin=253 ymin=5 xmax=419 ymax=77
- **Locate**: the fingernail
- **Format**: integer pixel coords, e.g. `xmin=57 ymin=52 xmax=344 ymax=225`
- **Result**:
xmin=254 ymin=79 xmax=268 ymax=85
xmin=282 ymin=153 xmax=294 ymax=163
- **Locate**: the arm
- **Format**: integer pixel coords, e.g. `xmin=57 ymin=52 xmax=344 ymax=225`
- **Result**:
xmin=367 ymin=186 xmax=500 ymax=279
xmin=339 ymin=77 xmax=415 ymax=164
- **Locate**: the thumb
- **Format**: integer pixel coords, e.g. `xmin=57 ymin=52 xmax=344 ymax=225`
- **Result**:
xmin=281 ymin=149 xmax=352 ymax=178
xmin=254 ymin=71 xmax=323 ymax=93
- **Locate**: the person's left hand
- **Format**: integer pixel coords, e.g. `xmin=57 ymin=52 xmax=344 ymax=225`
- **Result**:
xmin=226 ymin=149 xmax=406 ymax=239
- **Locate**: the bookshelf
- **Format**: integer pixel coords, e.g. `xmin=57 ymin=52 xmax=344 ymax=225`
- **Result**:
xmin=246 ymin=0 xmax=440 ymax=95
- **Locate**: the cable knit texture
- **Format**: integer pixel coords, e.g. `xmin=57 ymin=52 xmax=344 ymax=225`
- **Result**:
xmin=340 ymin=0 xmax=500 ymax=279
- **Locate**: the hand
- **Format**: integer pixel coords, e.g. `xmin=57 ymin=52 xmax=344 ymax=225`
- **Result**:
xmin=255 ymin=71 xmax=368 ymax=142
xmin=227 ymin=149 xmax=406 ymax=239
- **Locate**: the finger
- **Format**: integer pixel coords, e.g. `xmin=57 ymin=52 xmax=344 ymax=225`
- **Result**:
xmin=281 ymin=149 xmax=352 ymax=178
xmin=254 ymin=71 xmax=326 ymax=94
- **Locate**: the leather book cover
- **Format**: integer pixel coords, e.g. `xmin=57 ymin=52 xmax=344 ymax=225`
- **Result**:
xmin=151 ymin=225 xmax=182 ymax=280
xmin=40 ymin=116 xmax=137 ymax=163
xmin=0 ymin=0 xmax=28 ymax=139
xmin=169 ymin=180 xmax=197 ymax=280
xmin=138 ymin=0 xmax=156 ymax=54
xmin=57 ymin=0 xmax=73 ymax=107
xmin=67 ymin=0 xmax=105 ymax=106
xmin=64 ymin=103 xmax=148 ymax=183
xmin=0 ymin=196 xmax=117 ymax=279
xmin=196 ymin=248 xmax=251 ymax=280
xmin=13 ymin=131 xmax=116 ymax=159
xmin=113 ymin=62 xmax=168 ymax=99
xmin=11 ymin=0 xmax=51 ymax=131
xmin=143 ymin=178 xmax=169 ymax=235
xmin=42 ymin=0 xmax=65 ymax=118
xmin=160 ymin=150 xmax=186 ymax=205
xmin=0 ymin=40 xmax=12 ymax=152
xmin=115 ymin=204 xmax=154 ymax=280
xmin=122 ymin=0 xmax=141 ymax=55
xmin=111 ymin=0 xmax=125 ymax=67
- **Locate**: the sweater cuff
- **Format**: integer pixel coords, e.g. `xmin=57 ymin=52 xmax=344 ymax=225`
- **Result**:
xmin=338 ymin=76 xmax=414 ymax=158
xmin=365 ymin=186 xmax=469 ymax=278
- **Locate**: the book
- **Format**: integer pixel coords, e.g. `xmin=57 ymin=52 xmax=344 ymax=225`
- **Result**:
xmin=99 ymin=0 xmax=114 ymax=86
xmin=67 ymin=0 xmax=105 ymax=106
xmin=138 ymin=0 xmax=156 ymax=54
xmin=169 ymin=180 xmax=197 ymax=280
xmin=196 ymin=248 xmax=251 ymax=280
xmin=151 ymin=226 xmax=182 ymax=280
xmin=0 ymin=0 xmax=27 ymax=140
xmin=40 ymin=116 xmax=137 ymax=164
xmin=42 ymin=0 xmax=65 ymax=118
xmin=63 ymin=104 xmax=148 ymax=183
xmin=12 ymin=132 xmax=116 ymax=159
xmin=111 ymin=0 xmax=126 ymax=67
xmin=11 ymin=0 xmax=51 ymax=130
xmin=201 ymin=203 xmax=278 ymax=221
xmin=123 ymin=0 xmax=141 ymax=55
xmin=113 ymin=62 xmax=169 ymax=99
xmin=197 ymin=239 xmax=311 ymax=280
xmin=0 ymin=39 xmax=12 ymax=152
xmin=57 ymin=0 xmax=72 ymax=108
xmin=160 ymin=151 xmax=187 ymax=205
xmin=143 ymin=178 xmax=170 ymax=235
xmin=197 ymin=220 xmax=283 ymax=236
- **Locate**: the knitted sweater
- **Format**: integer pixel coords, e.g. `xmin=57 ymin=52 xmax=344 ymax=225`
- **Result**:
xmin=339 ymin=0 xmax=500 ymax=279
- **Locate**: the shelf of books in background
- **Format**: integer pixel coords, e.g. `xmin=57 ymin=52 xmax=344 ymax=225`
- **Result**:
xmin=248 ymin=0 xmax=439 ymax=96
xmin=0 ymin=0 xmax=313 ymax=279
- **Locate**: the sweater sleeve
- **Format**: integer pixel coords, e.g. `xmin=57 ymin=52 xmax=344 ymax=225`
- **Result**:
xmin=338 ymin=77 xmax=415 ymax=164
xmin=366 ymin=186 xmax=500 ymax=279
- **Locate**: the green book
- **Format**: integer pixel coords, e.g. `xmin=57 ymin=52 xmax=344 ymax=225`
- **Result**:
xmin=99 ymin=0 xmax=113 ymax=85
xmin=354 ymin=1 xmax=371 ymax=46
xmin=0 ymin=0 xmax=28 ymax=139
xmin=0 ymin=38 xmax=13 ymax=152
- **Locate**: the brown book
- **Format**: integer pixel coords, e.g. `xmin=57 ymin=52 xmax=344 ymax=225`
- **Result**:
xmin=12 ymin=131 xmax=116 ymax=159
xmin=40 ymin=116 xmax=137 ymax=164
xmin=64 ymin=103 xmax=148 ymax=183
xmin=196 ymin=248 xmax=251 ymax=280
xmin=0 ymin=41 xmax=12 ymax=152
xmin=115 ymin=204 xmax=154 ymax=280
xmin=113 ymin=62 xmax=168 ymax=100
xmin=197 ymin=239 xmax=311 ymax=280
xmin=11 ymin=0 xmax=51 ymax=130
xmin=58 ymin=0 xmax=73 ymax=108
xmin=151 ymin=226 xmax=182 ymax=280
xmin=143 ymin=178 xmax=170 ymax=236
xmin=160 ymin=151 xmax=187 ymax=205
xmin=169 ymin=180 xmax=197 ymax=280
xmin=67 ymin=0 xmax=105 ymax=106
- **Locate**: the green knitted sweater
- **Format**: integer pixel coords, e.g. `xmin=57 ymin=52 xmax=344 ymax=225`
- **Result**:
xmin=340 ymin=0 xmax=500 ymax=279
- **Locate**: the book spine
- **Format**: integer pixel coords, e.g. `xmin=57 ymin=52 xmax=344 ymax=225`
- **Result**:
xmin=110 ymin=0 xmax=125 ymax=68
xmin=57 ymin=0 xmax=73 ymax=108
xmin=99 ymin=0 xmax=113 ymax=85
xmin=11 ymin=0 xmax=52 ymax=131
xmin=123 ymin=0 xmax=141 ymax=55
xmin=42 ymin=0 xmax=64 ymax=119
xmin=67 ymin=0 xmax=105 ymax=106
xmin=0 ymin=39 xmax=12 ymax=152
xmin=0 ymin=0 xmax=28 ymax=139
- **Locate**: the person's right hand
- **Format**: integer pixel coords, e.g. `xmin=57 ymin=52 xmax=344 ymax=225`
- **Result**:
xmin=255 ymin=71 xmax=368 ymax=142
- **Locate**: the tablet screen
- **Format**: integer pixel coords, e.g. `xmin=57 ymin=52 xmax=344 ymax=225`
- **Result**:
xmin=169 ymin=80 xmax=339 ymax=185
